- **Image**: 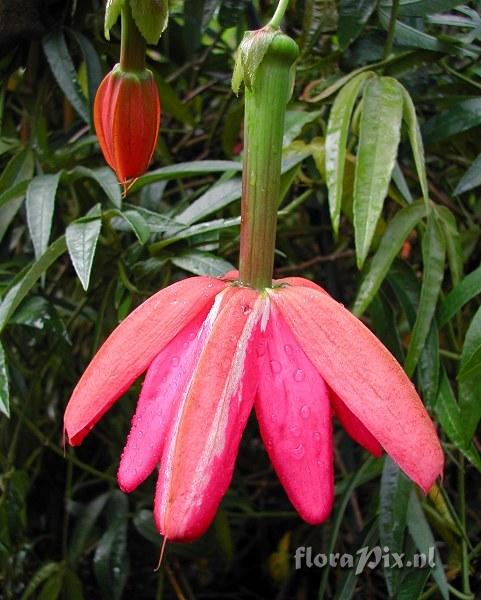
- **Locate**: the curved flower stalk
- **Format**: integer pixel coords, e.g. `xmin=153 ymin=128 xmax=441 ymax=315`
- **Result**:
xmin=64 ymin=272 xmax=443 ymax=541
xmin=65 ymin=1 xmax=443 ymax=545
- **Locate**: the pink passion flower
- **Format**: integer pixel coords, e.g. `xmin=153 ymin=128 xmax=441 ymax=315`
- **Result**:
xmin=64 ymin=273 xmax=443 ymax=542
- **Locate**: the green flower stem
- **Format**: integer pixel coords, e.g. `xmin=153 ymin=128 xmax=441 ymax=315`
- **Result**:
xmin=238 ymin=34 xmax=299 ymax=289
xmin=120 ymin=2 xmax=147 ymax=72
xmin=269 ymin=0 xmax=290 ymax=28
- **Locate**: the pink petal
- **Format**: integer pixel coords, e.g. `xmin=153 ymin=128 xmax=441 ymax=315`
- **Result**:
xmin=64 ymin=276 xmax=227 ymax=445
xmin=155 ymin=287 xmax=265 ymax=541
xmin=271 ymin=282 xmax=443 ymax=494
xmin=255 ymin=302 xmax=334 ymax=524
xmin=117 ymin=308 xmax=208 ymax=493
xmin=331 ymin=393 xmax=383 ymax=458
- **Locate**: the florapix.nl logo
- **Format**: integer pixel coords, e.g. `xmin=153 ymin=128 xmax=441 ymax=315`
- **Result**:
xmin=294 ymin=546 xmax=436 ymax=575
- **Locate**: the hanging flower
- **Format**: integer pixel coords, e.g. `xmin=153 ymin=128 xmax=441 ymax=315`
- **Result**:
xmin=64 ymin=273 xmax=443 ymax=542
xmin=94 ymin=65 xmax=160 ymax=184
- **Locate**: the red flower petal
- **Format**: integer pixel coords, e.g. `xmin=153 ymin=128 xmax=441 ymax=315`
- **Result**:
xmin=271 ymin=282 xmax=443 ymax=494
xmin=117 ymin=308 xmax=208 ymax=493
xmin=155 ymin=287 xmax=265 ymax=541
xmin=64 ymin=276 xmax=226 ymax=446
xmin=255 ymin=302 xmax=334 ymax=524
xmin=331 ymin=393 xmax=383 ymax=458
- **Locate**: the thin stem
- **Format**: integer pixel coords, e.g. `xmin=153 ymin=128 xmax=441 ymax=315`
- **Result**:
xmin=458 ymin=455 xmax=471 ymax=596
xmin=269 ymin=0 xmax=290 ymax=29
xmin=120 ymin=2 xmax=147 ymax=71
xmin=383 ymin=0 xmax=400 ymax=59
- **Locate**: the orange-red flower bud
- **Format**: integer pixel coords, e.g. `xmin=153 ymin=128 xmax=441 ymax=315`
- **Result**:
xmin=94 ymin=65 xmax=161 ymax=184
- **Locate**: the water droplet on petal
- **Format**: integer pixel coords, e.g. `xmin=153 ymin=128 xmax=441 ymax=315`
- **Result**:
xmin=291 ymin=444 xmax=305 ymax=459
xmin=313 ymin=431 xmax=321 ymax=442
xmin=294 ymin=368 xmax=305 ymax=382
xmin=171 ymin=356 xmax=180 ymax=366
xmin=267 ymin=439 xmax=273 ymax=448
xmin=188 ymin=332 xmax=196 ymax=341
xmin=241 ymin=305 xmax=252 ymax=315
xmin=300 ymin=405 xmax=310 ymax=419
xmin=284 ymin=344 xmax=293 ymax=356
xmin=270 ymin=360 xmax=281 ymax=374
xmin=290 ymin=425 xmax=301 ymax=437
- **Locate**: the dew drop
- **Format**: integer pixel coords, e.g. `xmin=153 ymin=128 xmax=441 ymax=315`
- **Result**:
xmin=171 ymin=356 xmax=180 ymax=366
xmin=313 ymin=431 xmax=321 ymax=442
xmin=294 ymin=368 xmax=305 ymax=382
xmin=270 ymin=360 xmax=281 ymax=374
xmin=291 ymin=444 xmax=305 ymax=459
xmin=241 ymin=305 xmax=252 ymax=315
xmin=188 ymin=332 xmax=196 ymax=341
xmin=284 ymin=344 xmax=293 ymax=356
xmin=267 ymin=439 xmax=273 ymax=449
xmin=290 ymin=425 xmax=301 ymax=437
xmin=300 ymin=405 xmax=310 ymax=419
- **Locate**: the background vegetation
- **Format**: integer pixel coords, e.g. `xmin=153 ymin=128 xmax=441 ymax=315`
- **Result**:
xmin=1 ymin=0 xmax=480 ymax=598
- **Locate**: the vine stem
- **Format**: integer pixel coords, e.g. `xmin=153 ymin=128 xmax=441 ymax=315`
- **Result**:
xmin=383 ymin=0 xmax=400 ymax=59
xmin=269 ymin=0 xmax=290 ymax=28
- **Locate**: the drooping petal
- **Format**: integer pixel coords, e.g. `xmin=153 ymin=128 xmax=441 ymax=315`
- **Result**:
xmin=331 ymin=393 xmax=383 ymax=458
xmin=255 ymin=302 xmax=334 ymax=524
xmin=117 ymin=308 xmax=208 ymax=493
xmin=155 ymin=287 xmax=266 ymax=541
xmin=271 ymin=282 xmax=443 ymax=494
xmin=64 ymin=276 xmax=227 ymax=446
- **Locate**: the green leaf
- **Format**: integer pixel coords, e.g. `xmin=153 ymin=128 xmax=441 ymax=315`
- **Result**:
xmin=73 ymin=166 xmax=122 ymax=209
xmin=131 ymin=160 xmax=242 ymax=192
xmin=435 ymin=205 xmax=462 ymax=286
xmin=69 ymin=493 xmax=110 ymax=564
xmin=455 ymin=151 xmax=481 ymax=195
xmin=219 ymin=0 xmax=249 ymax=28
xmin=171 ymin=250 xmax=233 ymax=277
xmin=0 ymin=179 xmax=30 ymax=210
xmin=119 ymin=210 xmax=150 ymax=244
xmin=21 ymin=562 xmax=62 ymax=600
xmin=93 ymin=491 xmax=129 ymax=600
xmin=0 ymin=149 xmax=35 ymax=243
xmin=380 ymin=458 xmax=412 ymax=596
xmin=66 ymin=205 xmax=102 ymax=291
xmin=381 ymin=0 xmax=465 ymax=17
xmin=338 ymin=0 xmax=378 ymax=48
xmin=397 ymin=568 xmax=430 ymax=600
xmin=439 ymin=264 xmax=481 ymax=327
xmin=326 ymin=71 xmax=373 ymax=235
xmin=458 ymin=305 xmax=481 ymax=442
xmin=436 ymin=371 xmax=481 ymax=472
xmin=400 ymin=84 xmax=429 ymax=203
xmin=353 ymin=202 xmax=426 ymax=316
xmin=104 ymin=0 xmax=124 ymax=40
xmin=176 ymin=177 xmax=241 ymax=225
xmin=423 ymin=98 xmax=481 ymax=145
xmin=404 ymin=213 xmax=446 ymax=377
xmin=26 ymin=173 xmax=62 ymax=260
xmin=407 ymin=492 xmax=448 ymax=600
xmin=283 ymin=109 xmax=322 ymax=148
xmin=0 ymin=341 xmax=9 ymax=417
xmin=353 ymin=77 xmax=404 ymax=268
xmin=153 ymin=72 xmax=195 ymax=127
xmin=130 ymin=0 xmax=169 ymax=45
xmin=69 ymin=29 xmax=103 ymax=110
xmin=0 ymin=236 xmax=67 ymax=334
xmin=42 ymin=31 xmax=90 ymax=124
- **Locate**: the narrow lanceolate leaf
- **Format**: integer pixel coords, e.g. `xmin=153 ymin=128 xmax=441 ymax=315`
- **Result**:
xmin=439 ymin=264 xmax=481 ymax=327
xmin=434 ymin=205 xmax=462 ymax=287
xmin=380 ymin=458 xmax=413 ymax=597
xmin=66 ymin=205 xmax=102 ymax=291
xmin=0 ymin=236 xmax=67 ymax=333
xmin=73 ymin=166 xmax=122 ymax=209
xmin=353 ymin=202 xmax=426 ymax=316
xmin=406 ymin=492 xmax=449 ymax=600
xmin=42 ymin=31 xmax=90 ymax=124
xmin=26 ymin=173 xmax=62 ymax=259
xmin=325 ymin=71 xmax=373 ymax=235
xmin=0 ymin=341 xmax=9 ymax=417
xmin=353 ymin=77 xmax=404 ymax=268
xmin=435 ymin=372 xmax=481 ymax=472
xmin=458 ymin=306 xmax=481 ymax=443
xmin=455 ymin=151 xmax=481 ymax=195
xmin=171 ymin=251 xmax=233 ymax=277
xmin=400 ymin=84 xmax=429 ymax=204
xmin=404 ymin=214 xmax=446 ymax=377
